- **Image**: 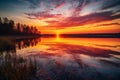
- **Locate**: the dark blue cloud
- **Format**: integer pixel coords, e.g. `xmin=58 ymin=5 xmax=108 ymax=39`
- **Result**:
xmin=0 ymin=0 xmax=21 ymax=11
xmin=101 ymin=0 xmax=120 ymax=9
xmin=21 ymin=0 xmax=41 ymax=9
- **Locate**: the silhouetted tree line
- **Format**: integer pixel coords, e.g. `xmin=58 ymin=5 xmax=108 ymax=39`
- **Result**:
xmin=0 ymin=17 xmax=41 ymax=36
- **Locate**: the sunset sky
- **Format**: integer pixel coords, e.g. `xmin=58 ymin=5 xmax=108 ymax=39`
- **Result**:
xmin=0 ymin=0 xmax=120 ymax=34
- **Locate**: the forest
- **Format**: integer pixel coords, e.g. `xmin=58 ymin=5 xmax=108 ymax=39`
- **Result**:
xmin=0 ymin=17 xmax=41 ymax=36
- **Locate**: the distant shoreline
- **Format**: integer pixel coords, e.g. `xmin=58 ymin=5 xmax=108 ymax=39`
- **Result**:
xmin=0 ymin=33 xmax=120 ymax=38
xmin=60 ymin=33 xmax=120 ymax=38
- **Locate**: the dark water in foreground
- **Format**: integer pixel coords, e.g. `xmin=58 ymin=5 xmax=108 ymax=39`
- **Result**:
xmin=0 ymin=37 xmax=120 ymax=80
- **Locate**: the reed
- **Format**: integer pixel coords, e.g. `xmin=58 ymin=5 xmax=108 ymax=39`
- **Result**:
xmin=0 ymin=54 xmax=37 ymax=80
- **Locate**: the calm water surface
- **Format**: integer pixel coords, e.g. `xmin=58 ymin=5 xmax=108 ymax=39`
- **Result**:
xmin=1 ymin=37 xmax=120 ymax=80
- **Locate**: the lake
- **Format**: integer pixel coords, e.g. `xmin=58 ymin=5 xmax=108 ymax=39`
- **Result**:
xmin=0 ymin=37 xmax=120 ymax=80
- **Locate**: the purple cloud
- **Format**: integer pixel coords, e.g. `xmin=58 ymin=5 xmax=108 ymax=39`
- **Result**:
xmin=24 ymin=0 xmax=120 ymax=29
xmin=54 ymin=0 xmax=65 ymax=9
xmin=45 ymin=11 xmax=120 ymax=28
xmin=97 ymin=23 xmax=120 ymax=27
xmin=25 ymin=11 xmax=62 ymax=20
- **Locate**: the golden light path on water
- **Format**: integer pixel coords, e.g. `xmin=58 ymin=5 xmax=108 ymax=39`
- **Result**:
xmin=16 ymin=34 xmax=120 ymax=60
xmin=53 ymin=33 xmax=120 ymax=52
xmin=56 ymin=30 xmax=60 ymax=42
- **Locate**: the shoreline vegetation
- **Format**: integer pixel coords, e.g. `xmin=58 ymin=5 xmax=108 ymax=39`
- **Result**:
xmin=0 ymin=54 xmax=37 ymax=80
xmin=0 ymin=17 xmax=41 ymax=36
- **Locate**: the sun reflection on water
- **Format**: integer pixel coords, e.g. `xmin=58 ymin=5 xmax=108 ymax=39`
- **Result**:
xmin=56 ymin=31 xmax=60 ymax=42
